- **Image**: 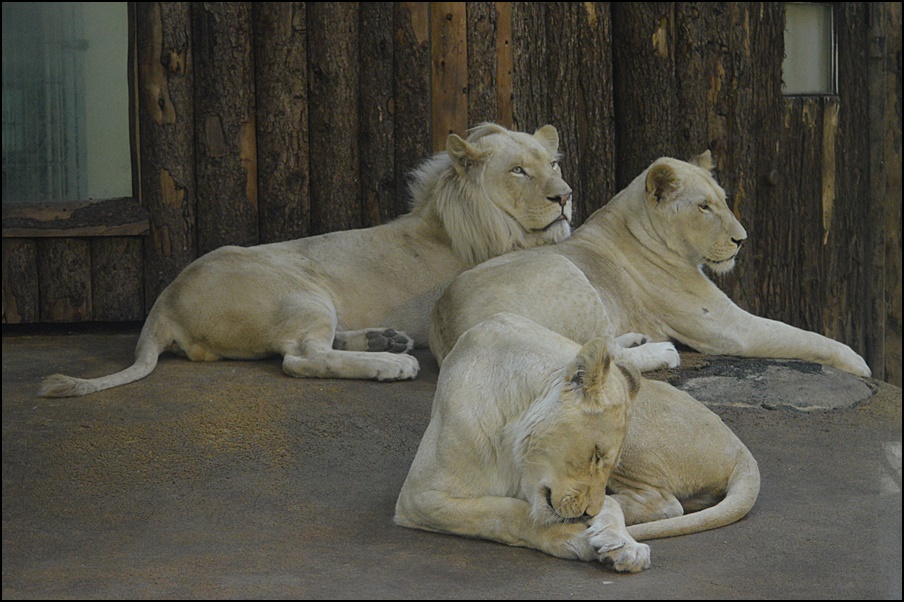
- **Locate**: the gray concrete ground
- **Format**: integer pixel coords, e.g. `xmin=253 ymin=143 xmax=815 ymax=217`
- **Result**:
xmin=2 ymin=327 xmax=901 ymax=600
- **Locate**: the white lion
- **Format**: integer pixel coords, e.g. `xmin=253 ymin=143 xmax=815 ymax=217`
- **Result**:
xmin=39 ymin=123 xmax=574 ymax=397
xmin=430 ymin=151 xmax=871 ymax=378
xmin=396 ymin=313 xmax=760 ymax=572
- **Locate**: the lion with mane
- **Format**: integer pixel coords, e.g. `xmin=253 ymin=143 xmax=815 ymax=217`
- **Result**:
xmin=40 ymin=123 xmax=573 ymax=397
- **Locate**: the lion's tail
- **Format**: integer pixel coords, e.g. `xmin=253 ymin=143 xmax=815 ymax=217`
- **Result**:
xmin=38 ymin=310 xmax=171 ymax=398
xmin=626 ymin=448 xmax=760 ymax=541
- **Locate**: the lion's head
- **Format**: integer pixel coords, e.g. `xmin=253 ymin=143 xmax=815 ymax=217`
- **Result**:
xmin=641 ymin=151 xmax=748 ymax=275
xmin=507 ymin=338 xmax=640 ymax=525
xmin=409 ymin=123 xmax=573 ymax=266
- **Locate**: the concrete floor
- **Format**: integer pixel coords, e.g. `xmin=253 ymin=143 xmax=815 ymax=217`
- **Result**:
xmin=2 ymin=327 xmax=901 ymax=600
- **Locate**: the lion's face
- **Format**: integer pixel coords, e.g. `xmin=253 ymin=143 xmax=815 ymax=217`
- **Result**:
xmin=440 ymin=124 xmax=573 ymax=259
xmin=645 ymin=152 xmax=748 ymax=275
xmin=509 ymin=339 xmax=639 ymax=525
xmin=480 ymin=125 xmax=574 ymax=244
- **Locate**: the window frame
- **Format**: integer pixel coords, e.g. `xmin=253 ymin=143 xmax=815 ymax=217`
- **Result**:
xmin=1 ymin=2 xmax=147 ymax=239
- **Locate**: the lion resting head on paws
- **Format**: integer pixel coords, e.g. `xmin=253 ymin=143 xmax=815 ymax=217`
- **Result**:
xmin=395 ymin=313 xmax=651 ymax=572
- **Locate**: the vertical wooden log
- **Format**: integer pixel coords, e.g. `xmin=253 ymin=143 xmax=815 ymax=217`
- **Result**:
xmin=881 ymin=2 xmax=902 ymax=386
xmin=764 ymin=98 xmax=826 ymax=331
xmin=91 ymin=238 xmax=144 ymax=321
xmin=719 ymin=2 xmax=784 ymax=311
xmin=511 ymin=2 xmax=549 ymax=133
xmin=359 ymin=3 xmax=396 ymax=226
xmin=38 ymin=238 xmax=92 ymax=322
xmin=2 ymin=239 xmax=39 ymax=324
xmin=393 ymin=3 xmax=431 ymax=216
xmin=432 ymin=2 xmax=469 ymax=151
xmin=864 ymin=1 xmax=894 ymax=383
xmin=495 ymin=2 xmax=513 ymax=129
xmin=136 ymin=1 xmax=196 ymax=310
xmin=555 ymin=2 xmax=616 ymax=222
xmin=308 ymin=2 xmax=361 ymax=233
xmin=253 ymin=2 xmax=311 ymax=243
xmin=194 ymin=2 xmax=258 ymax=253
xmin=825 ymin=3 xmax=871 ymax=364
xmin=611 ymin=2 xmax=678 ymax=187
xmin=467 ymin=2 xmax=500 ymax=126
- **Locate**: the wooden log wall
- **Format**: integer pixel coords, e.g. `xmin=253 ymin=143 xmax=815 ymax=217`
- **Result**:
xmin=1 ymin=2 xmax=900 ymax=386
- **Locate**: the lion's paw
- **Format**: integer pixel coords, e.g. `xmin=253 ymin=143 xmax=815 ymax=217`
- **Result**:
xmin=617 ymin=341 xmax=680 ymax=372
xmin=835 ymin=346 xmax=871 ymax=378
xmin=372 ymin=353 xmax=420 ymax=381
xmin=614 ymin=332 xmax=650 ymax=348
xmin=366 ymin=329 xmax=415 ymax=353
xmin=600 ymin=540 xmax=651 ymax=573
xmin=586 ymin=508 xmax=651 ymax=573
xmin=334 ymin=329 xmax=415 ymax=354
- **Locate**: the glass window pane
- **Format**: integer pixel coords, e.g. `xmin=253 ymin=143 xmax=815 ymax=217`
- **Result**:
xmin=782 ymin=3 xmax=836 ymax=95
xmin=2 ymin=2 xmax=132 ymax=204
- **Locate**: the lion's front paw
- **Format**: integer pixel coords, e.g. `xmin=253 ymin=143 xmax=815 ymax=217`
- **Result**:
xmin=835 ymin=347 xmax=871 ymax=378
xmin=600 ymin=540 xmax=651 ymax=573
xmin=586 ymin=501 xmax=651 ymax=573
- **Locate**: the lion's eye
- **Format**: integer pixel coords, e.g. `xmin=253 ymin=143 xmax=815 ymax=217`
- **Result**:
xmin=699 ymin=203 xmax=712 ymax=213
xmin=512 ymin=166 xmax=526 ymax=175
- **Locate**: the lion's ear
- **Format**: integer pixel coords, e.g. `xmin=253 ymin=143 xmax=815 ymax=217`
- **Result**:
xmin=689 ymin=150 xmax=714 ymax=172
xmin=533 ymin=125 xmax=560 ymax=155
xmin=447 ymin=134 xmax=488 ymax=175
xmin=614 ymin=360 xmax=641 ymax=401
xmin=645 ymin=160 xmax=680 ymax=204
xmin=567 ymin=338 xmax=613 ymax=410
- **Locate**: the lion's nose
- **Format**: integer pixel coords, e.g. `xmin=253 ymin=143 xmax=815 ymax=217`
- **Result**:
xmin=732 ymin=237 xmax=746 ymax=248
xmin=548 ymin=192 xmax=572 ymax=208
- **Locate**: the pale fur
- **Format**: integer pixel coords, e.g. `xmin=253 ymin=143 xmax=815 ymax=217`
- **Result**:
xmin=396 ymin=313 xmax=651 ymax=573
xmin=397 ymin=314 xmax=759 ymax=571
xmin=39 ymin=124 xmax=573 ymax=397
xmin=430 ymin=151 xmax=871 ymax=377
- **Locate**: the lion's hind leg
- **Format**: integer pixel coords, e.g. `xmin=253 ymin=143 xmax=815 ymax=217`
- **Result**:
xmin=606 ymin=484 xmax=684 ymax=526
xmin=333 ymin=329 xmax=415 ymax=353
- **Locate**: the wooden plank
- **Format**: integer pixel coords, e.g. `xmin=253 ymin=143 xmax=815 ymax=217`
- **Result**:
xmin=554 ymin=2 xmax=616 ymax=223
xmin=38 ymin=238 xmax=92 ymax=323
xmin=431 ymin=2 xmax=469 ymax=151
xmin=824 ymin=3 xmax=871 ymax=365
xmin=193 ymin=2 xmax=258 ymax=253
xmin=2 ymin=239 xmax=39 ymax=324
xmin=253 ymin=2 xmax=311 ymax=243
xmin=90 ymin=238 xmax=145 ymax=322
xmin=359 ymin=2 xmax=396 ymax=226
xmin=610 ymin=2 xmax=678 ymax=187
xmin=307 ymin=2 xmax=361 ymax=233
xmin=495 ymin=2 xmax=513 ymax=129
xmin=510 ymin=2 xmax=549 ymax=133
xmin=135 ymin=1 xmax=196 ymax=309
xmin=392 ymin=3 xmax=432 ymax=217
xmin=719 ymin=2 xmax=784 ymax=312
xmin=880 ymin=2 xmax=902 ymax=386
xmin=466 ymin=2 xmax=500 ymax=126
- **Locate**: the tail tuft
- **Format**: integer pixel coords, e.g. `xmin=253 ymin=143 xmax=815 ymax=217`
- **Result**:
xmin=38 ymin=374 xmax=102 ymax=398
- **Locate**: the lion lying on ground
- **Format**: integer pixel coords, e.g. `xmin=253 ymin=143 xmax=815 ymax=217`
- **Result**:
xmin=396 ymin=314 xmax=759 ymax=572
xmin=430 ymin=151 xmax=871 ymax=378
xmin=40 ymin=124 xmax=574 ymax=397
